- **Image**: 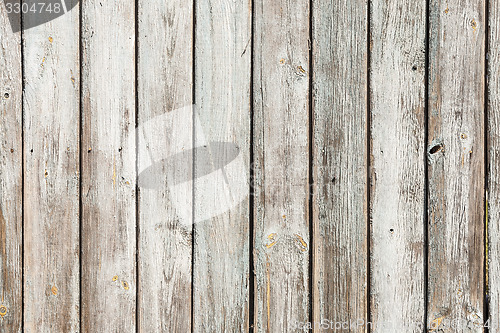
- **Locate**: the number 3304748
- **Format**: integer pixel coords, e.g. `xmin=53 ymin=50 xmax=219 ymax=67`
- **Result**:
xmin=5 ymin=2 xmax=63 ymax=14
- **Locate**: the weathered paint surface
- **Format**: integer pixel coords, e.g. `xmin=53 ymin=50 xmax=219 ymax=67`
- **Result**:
xmin=193 ymin=0 xmax=251 ymax=331
xmin=0 ymin=0 xmax=496 ymax=331
xmin=253 ymin=0 xmax=310 ymax=331
xmin=428 ymin=0 xmax=485 ymax=332
xmin=0 ymin=2 xmax=22 ymax=332
xmin=81 ymin=0 xmax=136 ymax=330
xmin=137 ymin=0 xmax=193 ymax=331
xmin=370 ymin=0 xmax=427 ymax=331
xmin=23 ymin=1 xmax=80 ymax=331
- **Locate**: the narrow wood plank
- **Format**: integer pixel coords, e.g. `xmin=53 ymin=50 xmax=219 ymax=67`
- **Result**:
xmin=0 ymin=3 xmax=22 ymax=331
xmin=489 ymin=0 xmax=500 ymax=330
xmin=137 ymin=0 xmax=193 ymax=330
xmin=370 ymin=0 xmax=426 ymax=331
xmin=23 ymin=1 xmax=80 ymax=331
xmin=253 ymin=0 xmax=310 ymax=331
xmin=193 ymin=0 xmax=251 ymax=331
xmin=311 ymin=0 xmax=368 ymax=330
xmin=428 ymin=0 xmax=485 ymax=331
xmin=81 ymin=0 xmax=136 ymax=330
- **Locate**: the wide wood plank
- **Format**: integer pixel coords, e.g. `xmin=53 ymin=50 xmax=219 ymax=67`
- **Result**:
xmin=193 ymin=0 xmax=251 ymax=331
xmin=370 ymin=0 xmax=427 ymax=331
xmin=81 ymin=0 xmax=136 ymax=330
xmin=0 ymin=3 xmax=22 ymax=332
xmin=253 ymin=0 xmax=310 ymax=331
xmin=428 ymin=0 xmax=485 ymax=331
xmin=23 ymin=1 xmax=80 ymax=331
xmin=311 ymin=0 xmax=368 ymax=330
xmin=137 ymin=0 xmax=193 ymax=331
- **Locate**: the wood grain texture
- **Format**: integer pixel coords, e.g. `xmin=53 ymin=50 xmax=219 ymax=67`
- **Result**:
xmin=193 ymin=0 xmax=251 ymax=331
xmin=137 ymin=0 xmax=193 ymax=331
xmin=253 ymin=0 xmax=310 ymax=331
xmin=23 ymin=1 xmax=80 ymax=331
xmin=81 ymin=0 xmax=136 ymax=330
xmin=489 ymin=0 xmax=500 ymax=330
xmin=311 ymin=0 xmax=368 ymax=330
xmin=0 ymin=3 xmax=22 ymax=332
xmin=370 ymin=0 xmax=426 ymax=331
xmin=428 ymin=0 xmax=485 ymax=331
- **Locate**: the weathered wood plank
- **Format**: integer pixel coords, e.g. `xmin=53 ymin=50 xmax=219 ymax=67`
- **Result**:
xmin=253 ymin=0 xmax=310 ymax=331
xmin=0 ymin=3 xmax=22 ymax=332
xmin=137 ymin=0 xmax=193 ymax=331
xmin=370 ymin=0 xmax=426 ymax=331
xmin=311 ymin=0 xmax=368 ymax=330
xmin=489 ymin=0 xmax=500 ymax=330
xmin=23 ymin=1 xmax=80 ymax=331
xmin=193 ymin=0 xmax=251 ymax=331
xmin=428 ymin=0 xmax=485 ymax=331
xmin=81 ymin=0 xmax=136 ymax=330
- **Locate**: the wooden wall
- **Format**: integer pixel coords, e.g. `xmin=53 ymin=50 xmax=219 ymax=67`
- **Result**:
xmin=0 ymin=0 xmax=496 ymax=331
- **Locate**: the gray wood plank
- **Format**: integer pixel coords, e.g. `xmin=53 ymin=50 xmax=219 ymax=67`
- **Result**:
xmin=81 ymin=0 xmax=136 ymax=330
xmin=253 ymin=0 xmax=310 ymax=331
xmin=489 ymin=0 xmax=500 ymax=330
xmin=193 ymin=0 xmax=251 ymax=331
xmin=0 ymin=4 xmax=22 ymax=332
xmin=22 ymin=1 xmax=80 ymax=331
xmin=311 ymin=0 xmax=368 ymax=330
xmin=428 ymin=0 xmax=485 ymax=331
xmin=370 ymin=0 xmax=427 ymax=331
xmin=137 ymin=0 xmax=193 ymax=331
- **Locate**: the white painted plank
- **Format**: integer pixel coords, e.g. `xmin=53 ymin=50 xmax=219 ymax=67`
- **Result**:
xmin=488 ymin=0 xmax=500 ymax=330
xmin=23 ymin=0 xmax=80 ymax=331
xmin=253 ymin=0 xmax=310 ymax=331
xmin=193 ymin=0 xmax=251 ymax=331
xmin=81 ymin=0 xmax=136 ymax=330
xmin=137 ymin=0 xmax=193 ymax=330
xmin=0 ymin=2 xmax=22 ymax=331
xmin=428 ymin=0 xmax=485 ymax=331
xmin=370 ymin=0 xmax=426 ymax=331
xmin=312 ymin=0 xmax=368 ymax=330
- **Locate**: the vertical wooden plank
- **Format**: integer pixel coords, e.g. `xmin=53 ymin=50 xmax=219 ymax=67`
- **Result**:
xmin=253 ymin=0 xmax=310 ymax=331
xmin=81 ymin=0 xmax=136 ymax=330
xmin=370 ymin=0 xmax=426 ymax=331
xmin=0 ymin=3 xmax=22 ymax=332
xmin=23 ymin=0 xmax=80 ymax=331
xmin=137 ymin=0 xmax=193 ymax=330
xmin=428 ymin=0 xmax=485 ymax=331
xmin=193 ymin=0 xmax=251 ymax=331
xmin=489 ymin=0 xmax=500 ymax=330
xmin=312 ymin=0 xmax=368 ymax=330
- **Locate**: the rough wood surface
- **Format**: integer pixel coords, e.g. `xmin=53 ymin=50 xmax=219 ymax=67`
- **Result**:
xmin=23 ymin=1 xmax=80 ymax=331
xmin=489 ymin=0 xmax=500 ymax=330
xmin=311 ymin=0 xmax=368 ymax=330
xmin=193 ymin=0 xmax=251 ymax=331
xmin=137 ymin=0 xmax=193 ymax=331
xmin=0 ymin=1 xmax=498 ymax=331
xmin=0 ymin=4 xmax=22 ymax=332
xmin=81 ymin=0 xmax=136 ymax=330
xmin=370 ymin=0 xmax=427 ymax=331
xmin=253 ymin=0 xmax=310 ymax=331
xmin=428 ymin=0 xmax=485 ymax=331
